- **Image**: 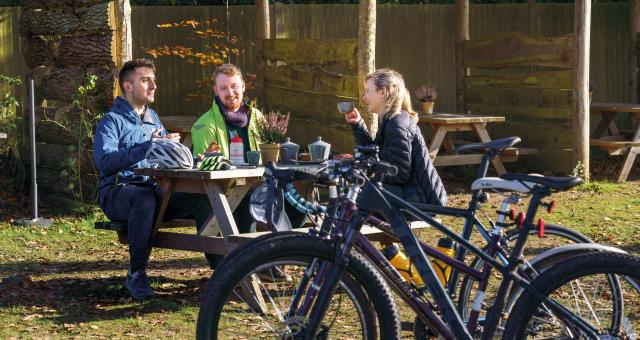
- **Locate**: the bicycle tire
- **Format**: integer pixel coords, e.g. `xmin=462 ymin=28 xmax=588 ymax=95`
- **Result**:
xmin=457 ymin=224 xmax=592 ymax=322
xmin=196 ymin=232 xmax=401 ymax=339
xmin=503 ymin=251 xmax=640 ymax=339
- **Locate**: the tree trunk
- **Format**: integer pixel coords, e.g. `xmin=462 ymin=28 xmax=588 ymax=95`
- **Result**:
xmin=255 ymin=0 xmax=270 ymax=110
xmin=358 ymin=0 xmax=376 ymax=135
xmin=630 ymin=0 xmax=640 ymax=103
xmin=20 ymin=3 xmax=110 ymax=37
xmin=57 ymin=34 xmax=113 ymax=67
xmin=455 ymin=0 xmax=470 ymax=114
xmin=24 ymin=37 xmax=57 ymax=68
xmin=572 ymin=0 xmax=591 ymax=178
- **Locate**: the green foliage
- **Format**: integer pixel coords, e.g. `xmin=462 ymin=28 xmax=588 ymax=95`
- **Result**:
xmin=0 ymin=74 xmax=22 ymax=155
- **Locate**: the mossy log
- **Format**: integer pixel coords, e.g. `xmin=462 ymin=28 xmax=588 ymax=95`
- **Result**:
xmin=19 ymin=142 xmax=95 ymax=173
xmin=20 ymin=3 xmax=110 ymax=36
xmin=24 ymin=36 xmax=58 ymax=68
xmin=57 ymin=34 xmax=113 ymax=68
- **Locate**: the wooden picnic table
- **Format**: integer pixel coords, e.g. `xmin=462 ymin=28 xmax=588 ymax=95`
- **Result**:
xmin=161 ymin=115 xmax=198 ymax=148
xmin=590 ymin=102 xmax=640 ymax=182
xmin=418 ymin=113 xmax=528 ymax=175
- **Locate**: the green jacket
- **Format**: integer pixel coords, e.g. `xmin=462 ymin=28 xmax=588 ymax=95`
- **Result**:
xmin=191 ymin=101 xmax=263 ymax=157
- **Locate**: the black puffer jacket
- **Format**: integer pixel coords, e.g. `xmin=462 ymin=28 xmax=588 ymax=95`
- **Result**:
xmin=350 ymin=110 xmax=447 ymax=206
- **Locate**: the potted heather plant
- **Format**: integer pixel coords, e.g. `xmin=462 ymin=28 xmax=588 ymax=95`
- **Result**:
xmin=415 ymin=85 xmax=438 ymax=114
xmin=256 ymin=110 xmax=290 ymax=164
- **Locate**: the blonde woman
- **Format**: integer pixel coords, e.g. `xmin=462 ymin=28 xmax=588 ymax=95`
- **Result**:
xmin=345 ymin=68 xmax=447 ymax=206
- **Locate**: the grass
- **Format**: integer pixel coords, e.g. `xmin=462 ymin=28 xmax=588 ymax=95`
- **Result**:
xmin=1 ymin=180 xmax=639 ymax=338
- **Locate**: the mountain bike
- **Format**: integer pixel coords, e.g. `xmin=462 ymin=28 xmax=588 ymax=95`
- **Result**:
xmin=197 ymin=141 xmax=639 ymax=339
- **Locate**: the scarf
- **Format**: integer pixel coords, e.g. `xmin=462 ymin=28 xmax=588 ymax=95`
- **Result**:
xmin=215 ymin=96 xmax=250 ymax=128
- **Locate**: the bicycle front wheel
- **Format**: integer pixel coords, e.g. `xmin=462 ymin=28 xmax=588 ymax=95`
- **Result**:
xmin=504 ymin=251 xmax=640 ymax=339
xmin=196 ymin=232 xmax=401 ymax=339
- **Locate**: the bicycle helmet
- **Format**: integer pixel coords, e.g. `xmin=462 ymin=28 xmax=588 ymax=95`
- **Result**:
xmin=146 ymin=138 xmax=194 ymax=169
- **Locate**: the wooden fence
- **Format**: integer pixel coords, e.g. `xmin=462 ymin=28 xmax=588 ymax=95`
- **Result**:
xmin=1 ymin=3 xmax=635 ymax=164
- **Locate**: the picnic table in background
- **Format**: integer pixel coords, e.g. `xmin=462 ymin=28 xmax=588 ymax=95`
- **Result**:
xmin=590 ymin=102 xmax=640 ymax=182
xmin=418 ymin=113 xmax=536 ymax=175
xmin=161 ymin=115 xmax=198 ymax=148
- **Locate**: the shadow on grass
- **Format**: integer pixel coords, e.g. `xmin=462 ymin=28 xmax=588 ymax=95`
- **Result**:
xmin=0 ymin=274 xmax=210 ymax=324
xmin=0 ymin=257 xmax=210 ymax=276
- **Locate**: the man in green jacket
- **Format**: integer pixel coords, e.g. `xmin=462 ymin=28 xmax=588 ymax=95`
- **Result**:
xmin=191 ymin=63 xmax=262 ymax=159
xmin=191 ymin=64 xmax=263 ymax=269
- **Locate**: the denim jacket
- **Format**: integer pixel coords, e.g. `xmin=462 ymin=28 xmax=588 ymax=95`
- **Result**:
xmin=93 ymin=97 xmax=165 ymax=207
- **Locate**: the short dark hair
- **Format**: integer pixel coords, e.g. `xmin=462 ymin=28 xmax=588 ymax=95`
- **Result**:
xmin=118 ymin=59 xmax=156 ymax=92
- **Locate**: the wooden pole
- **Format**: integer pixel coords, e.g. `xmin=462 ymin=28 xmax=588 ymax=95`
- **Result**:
xmin=455 ymin=0 xmax=469 ymax=113
xmin=630 ymin=0 xmax=640 ymax=103
xmin=358 ymin=0 xmax=377 ymax=135
xmin=111 ymin=0 xmax=132 ymax=98
xmin=528 ymin=0 xmax=537 ymax=34
xmin=572 ymin=0 xmax=591 ymax=178
xmin=256 ymin=0 xmax=270 ymax=111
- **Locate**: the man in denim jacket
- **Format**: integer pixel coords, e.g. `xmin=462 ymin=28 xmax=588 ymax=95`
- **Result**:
xmin=94 ymin=59 xmax=211 ymax=299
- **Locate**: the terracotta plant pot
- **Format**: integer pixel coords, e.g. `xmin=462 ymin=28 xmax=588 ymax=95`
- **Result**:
xmin=259 ymin=143 xmax=281 ymax=165
xmin=421 ymin=101 xmax=435 ymax=114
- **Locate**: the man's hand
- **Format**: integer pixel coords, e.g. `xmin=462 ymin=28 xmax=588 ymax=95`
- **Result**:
xmin=151 ymin=128 xmax=180 ymax=142
xmin=206 ymin=141 xmax=221 ymax=153
xmin=345 ymin=108 xmax=362 ymax=125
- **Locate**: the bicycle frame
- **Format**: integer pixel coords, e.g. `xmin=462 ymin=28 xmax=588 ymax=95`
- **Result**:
xmin=300 ymin=174 xmax=600 ymax=339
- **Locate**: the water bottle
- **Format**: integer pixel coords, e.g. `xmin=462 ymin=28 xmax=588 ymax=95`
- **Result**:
xmin=432 ymin=238 xmax=455 ymax=286
xmin=229 ymin=131 xmax=244 ymax=165
xmin=382 ymin=244 xmax=424 ymax=288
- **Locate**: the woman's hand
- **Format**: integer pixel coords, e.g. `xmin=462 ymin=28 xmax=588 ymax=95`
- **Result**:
xmin=345 ymin=108 xmax=362 ymax=125
xmin=152 ymin=128 xmax=180 ymax=142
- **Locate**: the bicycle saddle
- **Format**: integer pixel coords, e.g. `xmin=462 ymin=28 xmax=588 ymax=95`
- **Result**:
xmin=454 ymin=136 xmax=521 ymax=153
xmin=500 ymin=173 xmax=583 ymax=191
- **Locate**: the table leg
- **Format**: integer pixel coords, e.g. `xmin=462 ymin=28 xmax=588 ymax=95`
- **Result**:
xmin=199 ymin=180 xmax=255 ymax=236
xmin=592 ymin=112 xmax=617 ymax=138
xmin=429 ymin=125 xmax=448 ymax=159
xmin=203 ymin=181 xmax=240 ymax=243
xmin=616 ymin=125 xmax=640 ymax=182
xmin=203 ymin=180 xmax=268 ymax=314
xmin=147 ymin=178 xmax=175 ymax=257
xmin=472 ymin=123 xmax=507 ymax=175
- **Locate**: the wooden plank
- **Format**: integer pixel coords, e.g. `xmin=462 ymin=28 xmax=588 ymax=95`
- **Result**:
xmin=467 ymin=103 xmax=571 ymax=120
xmin=161 ymin=115 xmax=198 ymax=133
xmin=418 ymin=113 xmax=505 ymax=124
xmin=464 ymin=70 xmax=573 ymax=89
xmin=465 ymin=87 xmax=572 ymax=111
xmin=464 ymin=31 xmax=573 ymax=69
xmin=153 ymin=231 xmax=229 ymax=254
xmin=134 ymin=167 xmax=265 ymax=179
xmin=489 ymin=122 xmax=573 ymax=148
xmin=265 ymin=86 xmax=357 ymax=124
xmin=264 ymin=38 xmax=357 ymax=71
xmin=590 ymin=102 xmax=640 ymax=113
xmin=520 ymin=148 xmax=574 ymax=173
xmin=265 ymin=64 xmax=358 ymax=98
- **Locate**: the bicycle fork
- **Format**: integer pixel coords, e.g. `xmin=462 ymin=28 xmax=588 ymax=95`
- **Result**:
xmin=302 ymin=211 xmax=368 ymax=340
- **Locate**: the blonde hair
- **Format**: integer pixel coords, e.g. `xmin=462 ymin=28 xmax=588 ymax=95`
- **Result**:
xmin=365 ymin=68 xmax=417 ymax=121
xmin=213 ymin=63 xmax=243 ymax=84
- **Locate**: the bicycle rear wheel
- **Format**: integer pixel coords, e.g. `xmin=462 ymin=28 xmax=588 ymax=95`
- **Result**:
xmin=196 ymin=232 xmax=401 ymax=339
xmin=457 ymin=224 xmax=592 ymax=330
xmin=504 ymin=251 xmax=640 ymax=339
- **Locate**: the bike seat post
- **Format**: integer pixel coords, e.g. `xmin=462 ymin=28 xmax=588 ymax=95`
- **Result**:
xmin=476 ymin=149 xmax=497 ymax=179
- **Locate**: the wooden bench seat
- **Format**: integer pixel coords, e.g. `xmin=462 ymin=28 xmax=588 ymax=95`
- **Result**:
xmin=95 ymin=219 xmax=197 ymax=244
xmin=228 ymin=221 xmax=433 ymax=245
xmin=590 ymin=138 xmax=640 ymax=156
